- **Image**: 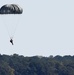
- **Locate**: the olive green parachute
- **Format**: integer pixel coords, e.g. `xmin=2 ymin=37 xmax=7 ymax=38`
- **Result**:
xmin=0 ymin=4 xmax=23 ymax=40
xmin=0 ymin=4 xmax=23 ymax=14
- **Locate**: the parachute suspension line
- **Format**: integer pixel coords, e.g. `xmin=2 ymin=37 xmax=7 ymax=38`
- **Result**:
xmin=4 ymin=22 xmax=11 ymax=38
xmin=1 ymin=16 xmax=11 ymax=38
xmin=11 ymin=15 xmax=22 ymax=38
xmin=2 ymin=15 xmax=22 ymax=39
xmin=11 ymin=21 xmax=18 ymax=38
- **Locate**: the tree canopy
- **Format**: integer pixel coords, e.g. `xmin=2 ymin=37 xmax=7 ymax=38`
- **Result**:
xmin=0 ymin=54 xmax=74 ymax=75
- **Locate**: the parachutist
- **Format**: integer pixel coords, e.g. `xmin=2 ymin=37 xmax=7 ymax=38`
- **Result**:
xmin=10 ymin=39 xmax=13 ymax=45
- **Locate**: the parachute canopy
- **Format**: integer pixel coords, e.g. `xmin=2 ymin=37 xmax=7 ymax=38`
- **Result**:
xmin=0 ymin=4 xmax=23 ymax=14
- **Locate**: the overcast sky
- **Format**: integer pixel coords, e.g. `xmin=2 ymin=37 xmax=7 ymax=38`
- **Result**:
xmin=0 ymin=0 xmax=74 ymax=56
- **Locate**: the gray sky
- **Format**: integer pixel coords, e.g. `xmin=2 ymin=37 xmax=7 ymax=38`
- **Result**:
xmin=0 ymin=0 xmax=74 ymax=56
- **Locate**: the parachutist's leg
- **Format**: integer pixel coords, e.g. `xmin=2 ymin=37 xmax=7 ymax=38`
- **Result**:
xmin=11 ymin=42 xmax=13 ymax=45
xmin=10 ymin=39 xmax=14 ymax=45
xmin=11 ymin=40 xmax=13 ymax=45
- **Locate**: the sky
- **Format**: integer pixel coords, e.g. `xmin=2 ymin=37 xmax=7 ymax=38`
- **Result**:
xmin=0 ymin=0 xmax=74 ymax=56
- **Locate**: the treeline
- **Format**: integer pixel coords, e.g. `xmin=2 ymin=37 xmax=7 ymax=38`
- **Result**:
xmin=0 ymin=54 xmax=74 ymax=75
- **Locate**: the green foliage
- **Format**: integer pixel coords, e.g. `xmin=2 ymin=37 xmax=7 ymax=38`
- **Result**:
xmin=0 ymin=54 xmax=74 ymax=75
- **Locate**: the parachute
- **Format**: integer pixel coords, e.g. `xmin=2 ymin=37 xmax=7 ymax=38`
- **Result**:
xmin=0 ymin=4 xmax=23 ymax=14
xmin=0 ymin=4 xmax=23 ymax=40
